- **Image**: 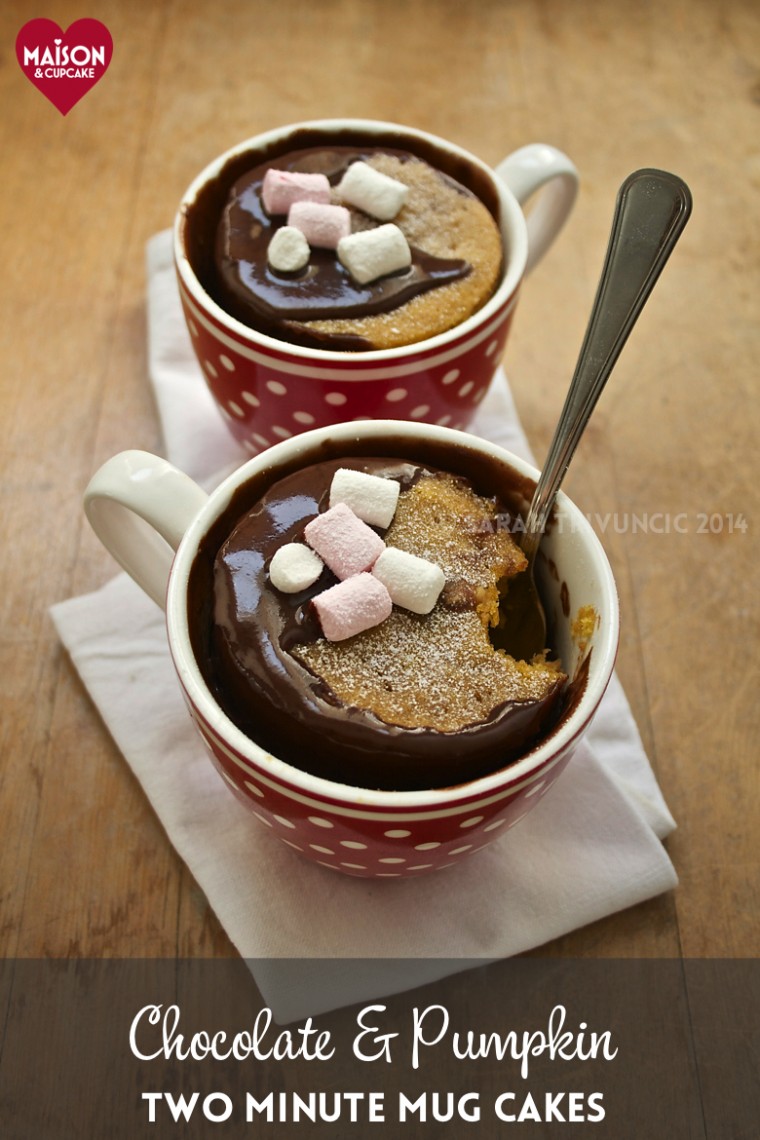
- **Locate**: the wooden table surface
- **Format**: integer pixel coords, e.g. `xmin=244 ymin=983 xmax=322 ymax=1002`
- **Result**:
xmin=1 ymin=0 xmax=758 ymax=967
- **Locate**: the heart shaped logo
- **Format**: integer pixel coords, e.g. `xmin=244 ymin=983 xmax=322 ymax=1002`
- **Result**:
xmin=16 ymin=18 xmax=113 ymax=116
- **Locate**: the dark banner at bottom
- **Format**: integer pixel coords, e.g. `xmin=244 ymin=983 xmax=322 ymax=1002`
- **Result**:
xmin=0 ymin=958 xmax=757 ymax=1138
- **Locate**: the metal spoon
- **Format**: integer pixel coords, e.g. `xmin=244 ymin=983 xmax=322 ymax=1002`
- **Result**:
xmin=499 ymin=168 xmax=693 ymax=661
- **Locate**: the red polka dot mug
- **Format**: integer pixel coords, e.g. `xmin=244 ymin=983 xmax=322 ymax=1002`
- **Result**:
xmin=174 ymin=120 xmax=578 ymax=454
xmin=84 ymin=420 xmax=618 ymax=879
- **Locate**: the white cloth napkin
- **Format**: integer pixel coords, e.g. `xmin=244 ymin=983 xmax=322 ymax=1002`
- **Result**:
xmin=51 ymin=231 xmax=677 ymax=1023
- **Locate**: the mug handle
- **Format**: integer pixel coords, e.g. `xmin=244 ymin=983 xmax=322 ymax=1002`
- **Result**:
xmin=84 ymin=450 xmax=208 ymax=610
xmin=496 ymin=143 xmax=579 ymax=274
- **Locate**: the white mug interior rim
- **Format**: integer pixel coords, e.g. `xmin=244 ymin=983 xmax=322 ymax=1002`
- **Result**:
xmin=173 ymin=118 xmax=529 ymax=364
xmin=165 ymin=420 xmax=619 ymax=809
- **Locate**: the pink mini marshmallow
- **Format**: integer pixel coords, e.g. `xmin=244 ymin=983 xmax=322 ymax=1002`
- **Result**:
xmin=288 ymin=200 xmax=352 ymax=250
xmin=304 ymin=502 xmax=385 ymax=579
xmin=312 ymin=573 xmax=392 ymax=641
xmin=262 ymin=168 xmax=331 ymax=215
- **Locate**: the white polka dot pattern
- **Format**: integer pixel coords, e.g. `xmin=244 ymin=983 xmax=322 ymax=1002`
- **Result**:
xmin=179 ymin=275 xmax=514 ymax=455
xmin=205 ymin=733 xmax=560 ymax=879
xmin=191 ymin=326 xmax=508 ymax=456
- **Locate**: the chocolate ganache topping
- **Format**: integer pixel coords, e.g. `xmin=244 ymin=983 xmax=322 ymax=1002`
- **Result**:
xmin=198 ymin=448 xmax=568 ymax=792
xmin=211 ymin=145 xmax=503 ymax=350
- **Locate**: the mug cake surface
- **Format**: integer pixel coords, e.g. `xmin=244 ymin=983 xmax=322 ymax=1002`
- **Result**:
xmin=207 ymin=142 xmax=503 ymax=351
xmin=194 ymin=438 xmax=569 ymax=791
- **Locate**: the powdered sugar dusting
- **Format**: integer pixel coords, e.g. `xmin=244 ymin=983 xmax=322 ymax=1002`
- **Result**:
xmin=294 ymin=472 xmax=562 ymax=733
xmin=295 ymin=608 xmax=560 ymax=732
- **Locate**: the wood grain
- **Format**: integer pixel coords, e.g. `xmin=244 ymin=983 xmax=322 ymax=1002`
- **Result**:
xmin=1 ymin=0 xmax=757 ymax=969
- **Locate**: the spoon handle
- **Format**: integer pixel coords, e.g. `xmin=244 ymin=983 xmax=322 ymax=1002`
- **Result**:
xmin=522 ymin=168 xmax=692 ymax=556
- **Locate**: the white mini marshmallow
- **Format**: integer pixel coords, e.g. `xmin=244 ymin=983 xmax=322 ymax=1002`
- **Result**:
xmin=372 ymin=547 xmax=445 ymax=615
xmin=329 ymin=468 xmax=400 ymax=529
xmin=338 ymin=161 xmax=409 ymax=221
xmin=337 ymin=224 xmax=412 ymax=285
xmin=261 ymin=168 xmax=331 ymax=215
xmin=268 ymin=543 xmax=324 ymax=593
xmin=312 ymin=573 xmax=393 ymax=641
xmin=267 ymin=226 xmax=310 ymax=273
xmin=287 ymin=200 xmax=351 ymax=250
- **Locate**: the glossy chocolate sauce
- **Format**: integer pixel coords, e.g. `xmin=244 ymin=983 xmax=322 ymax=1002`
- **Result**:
xmin=179 ymin=128 xmax=504 ymax=351
xmin=188 ymin=435 xmax=577 ymax=791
